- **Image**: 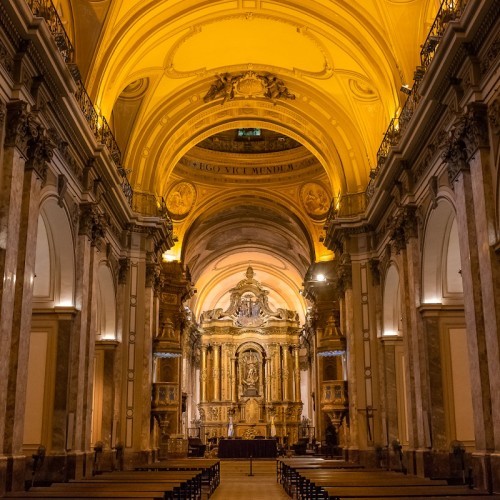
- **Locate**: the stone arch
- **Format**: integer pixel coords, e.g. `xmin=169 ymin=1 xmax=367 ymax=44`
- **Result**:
xmin=422 ymin=198 xmax=463 ymax=304
xmin=95 ymin=262 xmax=117 ymax=340
xmin=382 ymin=263 xmax=402 ymax=336
xmin=34 ymin=197 xmax=75 ymax=307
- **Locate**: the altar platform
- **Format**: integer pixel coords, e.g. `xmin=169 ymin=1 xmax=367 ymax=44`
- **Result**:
xmin=218 ymin=438 xmax=278 ymax=458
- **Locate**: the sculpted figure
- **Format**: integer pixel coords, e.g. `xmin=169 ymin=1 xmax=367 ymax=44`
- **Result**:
xmin=203 ymin=73 xmax=235 ymax=104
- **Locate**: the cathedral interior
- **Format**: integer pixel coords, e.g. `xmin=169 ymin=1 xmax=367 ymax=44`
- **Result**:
xmin=1 ymin=0 xmax=500 ymax=495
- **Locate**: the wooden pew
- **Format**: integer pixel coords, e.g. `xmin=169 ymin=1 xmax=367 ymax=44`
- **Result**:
xmin=5 ymin=492 xmax=165 ymax=499
xmin=137 ymin=458 xmax=220 ymax=495
xmin=6 ymin=469 xmax=203 ymax=500
xmin=322 ymin=485 xmax=489 ymax=499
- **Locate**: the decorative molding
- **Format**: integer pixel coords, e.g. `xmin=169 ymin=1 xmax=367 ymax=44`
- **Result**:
xmin=441 ymin=105 xmax=488 ymax=185
xmin=389 ymin=205 xmax=418 ymax=253
xmin=204 ymin=71 xmax=295 ymax=104
xmin=368 ymin=259 xmax=381 ymax=286
xmin=0 ymin=40 xmax=13 ymax=75
xmin=0 ymin=99 xmax=6 ymax=126
xmin=5 ymin=100 xmax=34 ymax=153
xmin=145 ymin=262 xmax=160 ymax=288
xmin=488 ymin=97 xmax=500 ymax=135
xmin=118 ymin=258 xmax=130 ymax=285
xmin=480 ymin=34 xmax=500 ymax=75
xmin=429 ymin=175 xmax=439 ymax=208
xmin=79 ymin=203 xmax=106 ymax=247
xmin=25 ymin=126 xmax=55 ymax=184
xmin=336 ymin=253 xmax=352 ymax=294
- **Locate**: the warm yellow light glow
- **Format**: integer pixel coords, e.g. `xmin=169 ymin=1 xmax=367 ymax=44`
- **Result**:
xmin=56 ymin=300 xmax=73 ymax=307
xmin=316 ymin=274 xmax=326 ymax=282
xmin=162 ymin=251 xmax=178 ymax=263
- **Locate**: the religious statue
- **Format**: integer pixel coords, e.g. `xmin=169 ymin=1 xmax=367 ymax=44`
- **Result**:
xmin=203 ymin=73 xmax=235 ymax=104
xmin=242 ymin=351 xmax=259 ymax=395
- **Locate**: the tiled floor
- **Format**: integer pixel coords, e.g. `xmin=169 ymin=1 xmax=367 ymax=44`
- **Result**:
xmin=210 ymin=459 xmax=289 ymax=499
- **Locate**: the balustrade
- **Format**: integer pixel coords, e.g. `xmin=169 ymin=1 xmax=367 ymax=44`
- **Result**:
xmin=24 ymin=0 xmax=134 ymax=207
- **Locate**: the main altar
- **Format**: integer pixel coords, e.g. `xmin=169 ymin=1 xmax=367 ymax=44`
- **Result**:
xmin=197 ymin=267 xmax=303 ymax=445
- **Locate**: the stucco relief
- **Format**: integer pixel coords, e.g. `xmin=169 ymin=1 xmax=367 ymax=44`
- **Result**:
xmin=166 ymin=181 xmax=196 ymax=218
xmin=300 ymin=182 xmax=330 ymax=219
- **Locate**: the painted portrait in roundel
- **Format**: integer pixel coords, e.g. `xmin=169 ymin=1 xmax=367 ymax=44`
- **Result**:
xmin=300 ymin=182 xmax=331 ymax=219
xmin=166 ymin=181 xmax=196 ymax=218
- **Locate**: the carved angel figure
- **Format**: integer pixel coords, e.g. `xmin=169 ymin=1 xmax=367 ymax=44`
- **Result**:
xmin=203 ymin=73 xmax=236 ymax=104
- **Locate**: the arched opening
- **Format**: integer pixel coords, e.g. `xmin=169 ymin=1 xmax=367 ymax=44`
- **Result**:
xmin=382 ymin=264 xmax=402 ymax=336
xmin=24 ymin=199 xmax=75 ymax=453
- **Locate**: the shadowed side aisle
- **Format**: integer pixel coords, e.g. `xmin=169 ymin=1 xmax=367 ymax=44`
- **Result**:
xmin=209 ymin=460 xmax=289 ymax=500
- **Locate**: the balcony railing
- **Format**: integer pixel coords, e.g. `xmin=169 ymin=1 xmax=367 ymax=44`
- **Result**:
xmin=327 ymin=193 xmax=367 ymax=225
xmin=420 ymin=0 xmax=468 ymax=71
xmin=373 ymin=0 xmax=469 ymax=181
xmin=25 ymin=0 xmax=74 ymax=63
xmin=132 ymin=192 xmax=172 ymax=225
xmin=24 ymin=0 xmax=133 ymax=207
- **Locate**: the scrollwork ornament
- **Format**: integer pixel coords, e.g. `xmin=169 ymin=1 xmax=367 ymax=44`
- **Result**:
xmin=402 ymin=206 xmax=418 ymax=241
xmin=463 ymin=104 xmax=489 ymax=152
xmin=118 ymin=258 xmax=130 ymax=285
xmin=488 ymin=97 xmax=500 ymax=136
xmin=368 ymin=259 xmax=381 ymax=286
xmin=336 ymin=253 xmax=352 ymax=293
xmin=26 ymin=131 xmax=55 ymax=183
xmin=0 ymin=100 xmax=6 ymax=126
xmin=5 ymin=101 xmax=33 ymax=153
xmin=145 ymin=263 xmax=160 ymax=288
xmin=78 ymin=203 xmax=106 ymax=246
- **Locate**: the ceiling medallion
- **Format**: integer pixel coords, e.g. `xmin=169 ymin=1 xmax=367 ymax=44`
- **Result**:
xmin=203 ymin=71 xmax=295 ymax=104
xmin=165 ymin=181 xmax=196 ymax=220
xmin=300 ymin=182 xmax=331 ymax=220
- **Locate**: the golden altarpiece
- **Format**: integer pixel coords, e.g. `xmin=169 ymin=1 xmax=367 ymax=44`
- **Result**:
xmin=197 ymin=268 xmax=303 ymax=444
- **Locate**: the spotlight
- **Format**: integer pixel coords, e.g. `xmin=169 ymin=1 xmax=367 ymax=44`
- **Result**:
xmin=400 ymin=85 xmax=412 ymax=95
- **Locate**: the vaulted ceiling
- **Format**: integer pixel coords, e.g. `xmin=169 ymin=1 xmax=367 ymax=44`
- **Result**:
xmin=59 ymin=0 xmax=440 ymax=321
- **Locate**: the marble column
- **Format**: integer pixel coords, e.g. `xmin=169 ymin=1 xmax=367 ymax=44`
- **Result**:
xmin=0 ymin=101 xmax=35 ymax=455
xmin=141 ymin=263 xmax=156 ymax=451
xmin=200 ymin=345 xmax=208 ymax=403
xmin=231 ymin=356 xmax=237 ymax=403
xmin=442 ymin=118 xmax=494 ymax=454
xmin=1 ymin=110 xmax=54 ymax=490
xmin=282 ymin=344 xmax=289 ymax=401
xmin=441 ymin=111 xmax=497 ymax=490
xmin=466 ymin=107 xmax=500 ymax=452
xmin=401 ymin=213 xmax=431 ymax=455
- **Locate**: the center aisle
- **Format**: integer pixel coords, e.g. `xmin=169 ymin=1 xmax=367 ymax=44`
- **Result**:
xmin=209 ymin=459 xmax=289 ymax=499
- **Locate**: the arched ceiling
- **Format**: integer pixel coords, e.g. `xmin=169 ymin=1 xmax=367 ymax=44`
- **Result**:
xmin=62 ymin=0 xmax=440 ymax=322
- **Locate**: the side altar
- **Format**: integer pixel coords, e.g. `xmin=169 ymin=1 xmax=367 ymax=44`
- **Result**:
xmin=197 ymin=267 xmax=303 ymax=445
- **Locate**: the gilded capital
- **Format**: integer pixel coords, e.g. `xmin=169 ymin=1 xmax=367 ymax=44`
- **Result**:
xmin=79 ymin=203 xmax=106 ymax=246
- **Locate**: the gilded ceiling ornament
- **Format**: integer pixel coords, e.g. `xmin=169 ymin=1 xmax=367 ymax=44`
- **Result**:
xmin=300 ymin=182 xmax=331 ymax=219
xmin=165 ymin=181 xmax=196 ymax=219
xmin=203 ymin=71 xmax=295 ymax=104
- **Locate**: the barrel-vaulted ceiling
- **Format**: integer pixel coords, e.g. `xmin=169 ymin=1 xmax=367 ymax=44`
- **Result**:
xmin=63 ymin=0 xmax=439 ymax=321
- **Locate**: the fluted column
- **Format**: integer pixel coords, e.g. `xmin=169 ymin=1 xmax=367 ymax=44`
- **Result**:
xmin=200 ymin=345 xmax=208 ymax=403
xmin=293 ymin=345 xmax=301 ymax=403
xmin=271 ymin=344 xmax=279 ymax=401
xmin=231 ymin=357 xmax=237 ymax=402
xmin=282 ymin=344 xmax=289 ymax=401
xmin=213 ymin=344 xmax=220 ymax=401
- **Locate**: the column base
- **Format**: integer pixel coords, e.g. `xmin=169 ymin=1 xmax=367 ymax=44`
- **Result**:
xmin=471 ymin=451 xmax=492 ymax=493
xmin=489 ymin=452 xmax=500 ymax=493
xmin=123 ymin=450 xmax=154 ymax=470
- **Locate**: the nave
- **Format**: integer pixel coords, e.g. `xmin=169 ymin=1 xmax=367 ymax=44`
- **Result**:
xmin=3 ymin=457 xmax=500 ymax=499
